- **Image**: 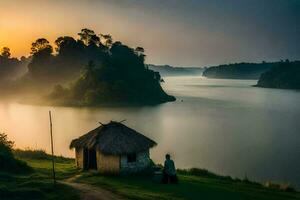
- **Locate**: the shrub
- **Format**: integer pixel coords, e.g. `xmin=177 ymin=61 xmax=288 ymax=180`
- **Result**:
xmin=0 ymin=133 xmax=32 ymax=174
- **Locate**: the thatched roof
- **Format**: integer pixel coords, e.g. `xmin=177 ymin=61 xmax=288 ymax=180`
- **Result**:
xmin=70 ymin=121 xmax=157 ymax=155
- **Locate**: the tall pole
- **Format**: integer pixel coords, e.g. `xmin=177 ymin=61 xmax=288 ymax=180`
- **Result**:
xmin=49 ymin=111 xmax=56 ymax=184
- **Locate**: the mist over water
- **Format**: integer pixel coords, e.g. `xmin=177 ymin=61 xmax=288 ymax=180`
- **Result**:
xmin=0 ymin=76 xmax=299 ymax=186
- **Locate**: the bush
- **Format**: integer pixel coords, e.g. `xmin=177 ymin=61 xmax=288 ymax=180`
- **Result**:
xmin=0 ymin=133 xmax=32 ymax=174
xmin=0 ymin=132 xmax=14 ymax=157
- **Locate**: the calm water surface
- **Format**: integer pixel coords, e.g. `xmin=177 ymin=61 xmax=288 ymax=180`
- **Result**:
xmin=1 ymin=76 xmax=299 ymax=186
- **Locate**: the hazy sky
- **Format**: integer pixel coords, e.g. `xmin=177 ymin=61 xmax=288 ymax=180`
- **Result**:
xmin=0 ymin=0 xmax=299 ymax=66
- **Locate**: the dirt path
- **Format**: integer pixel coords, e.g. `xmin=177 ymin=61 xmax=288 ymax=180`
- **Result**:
xmin=60 ymin=175 xmax=127 ymax=200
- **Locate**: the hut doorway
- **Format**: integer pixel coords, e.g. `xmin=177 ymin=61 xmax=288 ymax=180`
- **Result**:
xmin=83 ymin=148 xmax=97 ymax=170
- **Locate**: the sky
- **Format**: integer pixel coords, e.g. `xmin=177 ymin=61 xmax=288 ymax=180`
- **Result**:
xmin=0 ymin=0 xmax=299 ymax=67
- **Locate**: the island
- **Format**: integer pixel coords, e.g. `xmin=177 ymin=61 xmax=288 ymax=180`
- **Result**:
xmin=202 ymin=62 xmax=277 ymax=79
xmin=256 ymin=61 xmax=300 ymax=89
xmin=45 ymin=29 xmax=175 ymax=106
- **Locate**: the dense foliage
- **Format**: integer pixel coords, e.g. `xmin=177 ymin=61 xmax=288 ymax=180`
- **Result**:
xmin=0 ymin=133 xmax=32 ymax=173
xmin=202 ymin=62 xmax=277 ymax=79
xmin=49 ymin=60 xmax=175 ymax=105
xmin=21 ymin=29 xmax=160 ymax=86
xmin=44 ymin=29 xmax=175 ymax=105
xmin=20 ymin=31 xmax=103 ymax=85
xmin=256 ymin=61 xmax=300 ymax=89
xmin=1 ymin=29 xmax=175 ymax=105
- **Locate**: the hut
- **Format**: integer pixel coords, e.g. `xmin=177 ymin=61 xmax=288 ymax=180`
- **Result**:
xmin=70 ymin=121 xmax=157 ymax=174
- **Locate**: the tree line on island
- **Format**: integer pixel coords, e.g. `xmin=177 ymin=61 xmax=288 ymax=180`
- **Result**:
xmin=202 ymin=62 xmax=279 ymax=80
xmin=0 ymin=47 xmax=29 ymax=81
xmin=256 ymin=60 xmax=300 ymax=89
xmin=0 ymin=28 xmax=175 ymax=105
xmin=202 ymin=60 xmax=300 ymax=89
xmin=147 ymin=60 xmax=300 ymax=90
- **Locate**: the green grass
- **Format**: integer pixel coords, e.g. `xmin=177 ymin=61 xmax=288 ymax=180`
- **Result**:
xmin=76 ymin=172 xmax=300 ymax=200
xmin=2 ymin=149 xmax=299 ymax=200
xmin=0 ymin=173 xmax=79 ymax=200
xmin=0 ymin=151 xmax=80 ymax=200
xmin=22 ymin=158 xmax=78 ymax=180
xmin=14 ymin=149 xmax=79 ymax=180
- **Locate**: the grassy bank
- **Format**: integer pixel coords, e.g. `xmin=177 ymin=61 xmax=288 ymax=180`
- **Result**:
xmin=14 ymin=149 xmax=78 ymax=179
xmin=0 ymin=149 xmax=80 ymax=200
xmin=75 ymin=172 xmax=299 ymax=200
xmin=0 ymin=173 xmax=79 ymax=200
xmin=1 ymin=149 xmax=299 ymax=200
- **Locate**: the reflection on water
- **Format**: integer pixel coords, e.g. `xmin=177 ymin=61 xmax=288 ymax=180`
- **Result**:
xmin=1 ymin=76 xmax=300 ymax=186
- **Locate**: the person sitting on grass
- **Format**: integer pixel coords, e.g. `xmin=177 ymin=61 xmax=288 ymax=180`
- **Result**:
xmin=162 ymin=154 xmax=178 ymax=184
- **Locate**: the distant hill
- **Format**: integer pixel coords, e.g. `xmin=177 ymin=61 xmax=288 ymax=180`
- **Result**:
xmin=256 ymin=61 xmax=300 ymax=89
xmin=202 ymin=62 xmax=278 ymax=79
xmin=147 ymin=64 xmax=204 ymax=76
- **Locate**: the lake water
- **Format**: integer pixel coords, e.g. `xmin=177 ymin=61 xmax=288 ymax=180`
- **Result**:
xmin=1 ymin=76 xmax=299 ymax=186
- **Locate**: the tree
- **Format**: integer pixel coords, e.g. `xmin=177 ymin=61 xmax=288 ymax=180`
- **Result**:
xmin=54 ymin=36 xmax=86 ymax=58
xmin=0 ymin=132 xmax=32 ymax=173
xmin=0 ymin=133 xmax=14 ymax=156
xmin=78 ymin=28 xmax=100 ymax=46
xmin=100 ymin=34 xmax=113 ymax=47
xmin=1 ymin=47 xmax=11 ymax=58
xmin=135 ymin=47 xmax=144 ymax=54
xmin=135 ymin=47 xmax=146 ymax=62
xmin=55 ymin=36 xmax=77 ymax=53
xmin=30 ymin=38 xmax=53 ymax=55
xmin=27 ymin=38 xmax=54 ymax=78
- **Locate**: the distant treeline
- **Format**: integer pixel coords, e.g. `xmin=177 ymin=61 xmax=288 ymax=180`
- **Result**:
xmin=0 ymin=48 xmax=29 ymax=82
xmin=202 ymin=62 xmax=282 ymax=80
xmin=147 ymin=64 xmax=204 ymax=77
xmin=0 ymin=28 xmax=175 ymax=105
xmin=256 ymin=61 xmax=300 ymax=89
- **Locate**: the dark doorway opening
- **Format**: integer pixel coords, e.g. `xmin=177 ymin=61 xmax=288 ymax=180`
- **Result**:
xmin=127 ymin=153 xmax=137 ymax=163
xmin=83 ymin=148 xmax=97 ymax=170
